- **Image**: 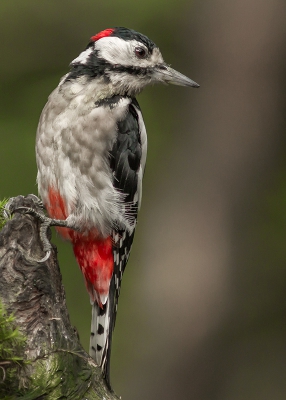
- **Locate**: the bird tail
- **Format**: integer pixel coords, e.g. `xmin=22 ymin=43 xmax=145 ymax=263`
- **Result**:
xmin=90 ymin=275 xmax=116 ymax=390
xmin=71 ymin=233 xmax=115 ymax=388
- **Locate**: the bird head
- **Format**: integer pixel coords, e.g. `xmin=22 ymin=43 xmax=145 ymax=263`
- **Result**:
xmin=68 ymin=27 xmax=199 ymax=97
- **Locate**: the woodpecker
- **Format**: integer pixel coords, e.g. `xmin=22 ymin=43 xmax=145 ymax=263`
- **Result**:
xmin=35 ymin=27 xmax=199 ymax=389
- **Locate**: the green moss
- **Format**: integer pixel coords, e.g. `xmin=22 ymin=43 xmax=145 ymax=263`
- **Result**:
xmin=19 ymin=350 xmax=103 ymax=400
xmin=0 ymin=289 xmax=110 ymax=399
xmin=0 ymin=301 xmax=26 ymax=398
xmin=0 ymin=198 xmax=10 ymax=230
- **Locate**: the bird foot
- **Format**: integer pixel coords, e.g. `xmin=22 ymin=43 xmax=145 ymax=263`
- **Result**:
xmin=4 ymin=194 xmax=71 ymax=263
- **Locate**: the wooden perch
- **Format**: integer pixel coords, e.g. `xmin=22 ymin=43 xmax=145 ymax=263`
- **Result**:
xmin=0 ymin=195 xmax=119 ymax=399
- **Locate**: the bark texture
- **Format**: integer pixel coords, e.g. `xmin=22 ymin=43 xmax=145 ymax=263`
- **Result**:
xmin=0 ymin=195 xmax=118 ymax=400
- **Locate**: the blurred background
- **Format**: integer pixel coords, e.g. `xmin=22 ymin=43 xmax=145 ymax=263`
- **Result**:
xmin=1 ymin=0 xmax=286 ymax=399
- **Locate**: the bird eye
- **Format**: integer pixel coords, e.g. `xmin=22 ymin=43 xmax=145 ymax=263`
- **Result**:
xmin=135 ymin=47 xmax=147 ymax=59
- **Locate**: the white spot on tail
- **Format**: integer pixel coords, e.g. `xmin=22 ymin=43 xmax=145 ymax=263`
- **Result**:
xmin=90 ymin=300 xmax=110 ymax=368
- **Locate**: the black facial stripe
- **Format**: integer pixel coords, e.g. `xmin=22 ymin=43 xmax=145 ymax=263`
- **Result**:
xmin=107 ymin=64 xmax=153 ymax=76
xmin=66 ymin=57 xmax=154 ymax=82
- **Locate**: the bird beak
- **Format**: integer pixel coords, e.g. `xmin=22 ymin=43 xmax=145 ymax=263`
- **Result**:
xmin=153 ymin=64 xmax=199 ymax=88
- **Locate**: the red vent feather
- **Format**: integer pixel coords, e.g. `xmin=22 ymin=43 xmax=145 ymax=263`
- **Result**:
xmin=90 ymin=28 xmax=114 ymax=42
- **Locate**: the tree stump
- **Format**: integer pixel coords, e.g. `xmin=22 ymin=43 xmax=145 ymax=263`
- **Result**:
xmin=0 ymin=195 xmax=118 ymax=399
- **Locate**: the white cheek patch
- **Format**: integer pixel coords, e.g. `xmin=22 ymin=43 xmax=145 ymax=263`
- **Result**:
xmin=95 ymin=37 xmax=164 ymax=69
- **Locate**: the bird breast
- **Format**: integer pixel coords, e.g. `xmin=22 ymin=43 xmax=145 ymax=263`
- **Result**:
xmin=36 ymin=79 xmax=132 ymax=237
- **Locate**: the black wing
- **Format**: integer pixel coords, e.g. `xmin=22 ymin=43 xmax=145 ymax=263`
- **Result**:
xmin=103 ymin=97 xmax=143 ymax=387
xmin=109 ymin=96 xmax=142 ymax=301
xmin=109 ymin=97 xmax=142 ymax=204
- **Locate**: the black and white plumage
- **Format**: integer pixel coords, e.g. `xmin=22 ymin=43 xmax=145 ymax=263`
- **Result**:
xmin=35 ymin=26 xmax=199 ymax=389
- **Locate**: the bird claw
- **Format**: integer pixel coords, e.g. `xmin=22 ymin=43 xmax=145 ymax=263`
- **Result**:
xmin=38 ymin=250 xmax=51 ymax=263
xmin=4 ymin=194 xmax=44 ymax=219
xmin=11 ymin=206 xmax=47 ymax=222
xmin=4 ymin=195 xmax=75 ymax=263
xmin=4 ymin=195 xmax=56 ymax=263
